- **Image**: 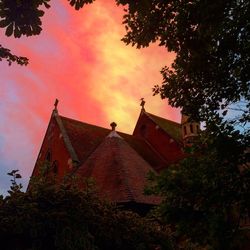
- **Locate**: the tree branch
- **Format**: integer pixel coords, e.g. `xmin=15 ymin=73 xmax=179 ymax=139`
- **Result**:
xmin=0 ymin=44 xmax=28 ymax=66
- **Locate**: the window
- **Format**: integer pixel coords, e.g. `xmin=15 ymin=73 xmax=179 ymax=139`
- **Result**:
xmin=46 ymin=150 xmax=51 ymax=162
xmin=196 ymin=125 xmax=200 ymax=132
xmin=190 ymin=124 xmax=194 ymax=133
xmin=43 ymin=150 xmax=52 ymax=176
xmin=52 ymin=161 xmax=58 ymax=174
xmin=183 ymin=126 xmax=187 ymax=136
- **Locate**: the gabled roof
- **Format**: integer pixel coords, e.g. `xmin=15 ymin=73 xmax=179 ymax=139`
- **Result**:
xmin=146 ymin=112 xmax=182 ymax=143
xmin=60 ymin=116 xmax=166 ymax=170
xmin=76 ymin=132 xmax=161 ymax=205
xmin=32 ymin=106 xmax=182 ymax=206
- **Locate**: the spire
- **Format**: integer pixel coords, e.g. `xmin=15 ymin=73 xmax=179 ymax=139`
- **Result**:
xmin=52 ymin=98 xmax=59 ymax=116
xmin=54 ymin=98 xmax=59 ymax=110
xmin=140 ymin=98 xmax=145 ymax=111
xmin=110 ymin=122 xmax=117 ymax=131
xmin=107 ymin=122 xmax=122 ymax=138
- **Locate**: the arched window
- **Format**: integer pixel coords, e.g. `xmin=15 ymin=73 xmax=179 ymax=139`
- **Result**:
xmin=190 ymin=124 xmax=194 ymax=133
xmin=196 ymin=125 xmax=200 ymax=132
xmin=46 ymin=150 xmax=51 ymax=162
xmin=52 ymin=160 xmax=58 ymax=174
xmin=183 ymin=126 xmax=187 ymax=136
xmin=43 ymin=150 xmax=52 ymax=176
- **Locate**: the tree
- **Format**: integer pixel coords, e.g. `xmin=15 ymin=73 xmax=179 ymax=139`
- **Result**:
xmin=118 ymin=0 xmax=250 ymax=125
xmin=0 ymin=45 xmax=28 ymax=65
xmin=109 ymin=3 xmax=249 ymax=248
xmin=0 ymin=0 xmax=51 ymax=65
xmin=0 ymin=171 xmax=173 ymax=250
xmin=146 ymin=124 xmax=250 ymax=249
xmin=65 ymin=0 xmax=249 ymax=125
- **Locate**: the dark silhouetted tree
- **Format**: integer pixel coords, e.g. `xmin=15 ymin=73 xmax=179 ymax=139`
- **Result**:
xmin=0 ymin=171 xmax=173 ymax=250
xmin=0 ymin=0 xmax=95 ymax=65
xmin=146 ymin=124 xmax=250 ymax=249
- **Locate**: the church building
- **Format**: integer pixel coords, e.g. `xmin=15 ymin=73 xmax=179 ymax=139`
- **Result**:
xmin=30 ymin=99 xmax=199 ymax=212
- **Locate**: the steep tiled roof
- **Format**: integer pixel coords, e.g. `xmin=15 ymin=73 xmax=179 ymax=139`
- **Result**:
xmin=76 ymin=133 xmax=161 ymax=204
xmin=146 ymin=112 xmax=182 ymax=143
xmin=60 ymin=116 xmax=166 ymax=170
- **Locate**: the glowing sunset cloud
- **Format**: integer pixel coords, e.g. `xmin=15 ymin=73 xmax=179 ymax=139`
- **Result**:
xmin=0 ymin=0 xmax=178 ymax=193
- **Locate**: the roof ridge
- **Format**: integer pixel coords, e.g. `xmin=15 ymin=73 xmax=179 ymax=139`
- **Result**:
xmin=60 ymin=115 xmax=133 ymax=137
xmin=55 ymin=114 xmax=80 ymax=165
xmin=145 ymin=112 xmax=181 ymax=126
xmin=60 ymin=115 xmax=110 ymax=130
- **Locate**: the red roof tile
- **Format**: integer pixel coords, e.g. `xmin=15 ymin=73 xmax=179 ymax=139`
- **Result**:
xmin=60 ymin=116 xmax=166 ymax=170
xmin=76 ymin=132 xmax=161 ymax=204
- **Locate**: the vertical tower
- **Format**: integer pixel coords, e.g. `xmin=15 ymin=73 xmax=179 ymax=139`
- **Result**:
xmin=181 ymin=112 xmax=200 ymax=146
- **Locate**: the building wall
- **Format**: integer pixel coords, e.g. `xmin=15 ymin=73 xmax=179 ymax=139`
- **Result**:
xmin=133 ymin=113 xmax=184 ymax=166
xmin=31 ymin=116 xmax=72 ymax=180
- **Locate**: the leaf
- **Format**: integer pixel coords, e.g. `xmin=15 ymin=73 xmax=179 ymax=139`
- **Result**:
xmin=0 ymin=19 xmax=9 ymax=28
xmin=43 ymin=1 xmax=51 ymax=8
xmin=5 ymin=23 xmax=13 ymax=37
xmin=222 ymin=110 xmax=228 ymax=116
xmin=14 ymin=26 xmax=21 ymax=38
xmin=7 ymin=170 xmax=19 ymax=176
xmin=70 ymin=0 xmax=76 ymax=6
xmin=37 ymin=10 xmax=44 ymax=17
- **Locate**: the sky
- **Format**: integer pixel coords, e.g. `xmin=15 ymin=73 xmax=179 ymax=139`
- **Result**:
xmin=0 ymin=0 xmax=179 ymax=194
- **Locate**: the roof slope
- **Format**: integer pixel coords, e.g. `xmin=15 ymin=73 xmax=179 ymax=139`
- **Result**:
xmin=146 ymin=112 xmax=182 ymax=143
xmin=60 ymin=116 xmax=166 ymax=170
xmin=76 ymin=133 xmax=161 ymax=204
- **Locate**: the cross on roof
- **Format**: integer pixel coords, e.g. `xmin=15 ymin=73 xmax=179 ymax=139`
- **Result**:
xmin=140 ymin=98 xmax=145 ymax=110
xmin=54 ymin=99 xmax=59 ymax=110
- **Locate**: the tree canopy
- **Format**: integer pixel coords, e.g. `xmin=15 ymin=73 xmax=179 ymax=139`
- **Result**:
xmin=146 ymin=124 xmax=250 ymax=249
xmin=0 ymin=171 xmax=173 ymax=250
xmin=0 ymin=0 xmax=51 ymax=65
xmin=116 ymin=0 xmax=249 ymax=125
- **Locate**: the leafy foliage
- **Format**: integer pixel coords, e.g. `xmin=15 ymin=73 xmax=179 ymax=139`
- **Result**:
xmin=68 ymin=0 xmax=95 ymax=10
xmin=0 ymin=0 xmax=98 ymax=65
xmin=7 ymin=169 xmax=23 ymax=195
xmin=0 ymin=172 xmax=173 ymax=250
xmin=115 ymin=0 xmax=250 ymax=125
xmin=1 ymin=0 xmax=250 ymax=122
xmin=0 ymin=0 xmax=50 ymax=38
xmin=146 ymin=125 xmax=250 ymax=249
xmin=0 ymin=0 xmax=50 ymax=65
xmin=0 ymin=45 xmax=28 ymax=65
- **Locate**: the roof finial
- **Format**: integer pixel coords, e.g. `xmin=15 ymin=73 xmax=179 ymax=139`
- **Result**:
xmin=140 ymin=98 xmax=145 ymax=111
xmin=54 ymin=98 xmax=59 ymax=110
xmin=110 ymin=122 xmax=117 ymax=131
